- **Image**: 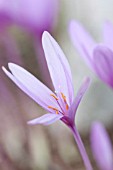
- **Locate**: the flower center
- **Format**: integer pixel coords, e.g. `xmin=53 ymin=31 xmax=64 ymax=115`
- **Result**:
xmin=48 ymin=93 xmax=69 ymax=115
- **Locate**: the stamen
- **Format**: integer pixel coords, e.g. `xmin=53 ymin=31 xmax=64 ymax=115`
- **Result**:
xmin=49 ymin=92 xmax=69 ymax=115
xmin=50 ymin=94 xmax=58 ymax=100
xmin=61 ymin=92 xmax=69 ymax=110
xmin=48 ymin=106 xmax=59 ymax=114
xmin=61 ymin=92 xmax=66 ymax=103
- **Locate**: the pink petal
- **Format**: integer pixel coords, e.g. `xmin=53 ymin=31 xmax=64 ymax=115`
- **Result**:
xmin=42 ymin=31 xmax=74 ymax=105
xmin=68 ymin=77 xmax=90 ymax=121
xmin=69 ymin=20 xmax=95 ymax=70
xmin=91 ymin=122 xmax=113 ymax=170
xmin=2 ymin=64 xmax=61 ymax=112
xmin=103 ymin=21 xmax=113 ymax=50
xmin=27 ymin=113 xmax=63 ymax=125
xmin=93 ymin=45 xmax=113 ymax=88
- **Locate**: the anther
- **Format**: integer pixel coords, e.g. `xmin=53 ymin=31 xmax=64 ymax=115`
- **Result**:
xmin=48 ymin=106 xmax=59 ymax=114
xmin=50 ymin=94 xmax=58 ymax=100
xmin=61 ymin=92 xmax=69 ymax=110
xmin=66 ymin=104 xmax=69 ymax=110
xmin=61 ymin=93 xmax=66 ymax=103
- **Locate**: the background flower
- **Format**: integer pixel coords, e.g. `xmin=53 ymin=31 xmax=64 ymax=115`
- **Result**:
xmin=90 ymin=122 xmax=113 ymax=170
xmin=0 ymin=0 xmax=59 ymax=35
xmin=69 ymin=20 xmax=113 ymax=89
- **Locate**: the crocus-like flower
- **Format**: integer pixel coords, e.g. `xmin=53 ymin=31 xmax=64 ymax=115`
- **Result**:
xmin=90 ymin=122 xmax=113 ymax=170
xmin=69 ymin=20 xmax=113 ymax=89
xmin=0 ymin=0 xmax=59 ymax=35
xmin=2 ymin=31 xmax=89 ymax=127
xmin=3 ymin=31 xmax=92 ymax=170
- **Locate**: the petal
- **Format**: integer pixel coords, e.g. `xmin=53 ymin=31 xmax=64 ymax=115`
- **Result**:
xmin=69 ymin=20 xmax=95 ymax=70
xmin=42 ymin=31 xmax=74 ymax=105
xmin=103 ymin=21 xmax=113 ymax=49
xmin=93 ymin=45 xmax=113 ymax=88
xmin=2 ymin=64 xmax=61 ymax=112
xmin=90 ymin=122 xmax=113 ymax=170
xmin=27 ymin=113 xmax=63 ymax=126
xmin=68 ymin=77 xmax=90 ymax=121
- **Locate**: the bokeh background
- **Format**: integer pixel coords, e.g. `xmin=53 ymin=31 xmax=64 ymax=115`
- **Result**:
xmin=0 ymin=0 xmax=113 ymax=169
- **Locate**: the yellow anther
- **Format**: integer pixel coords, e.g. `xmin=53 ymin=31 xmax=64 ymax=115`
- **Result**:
xmin=61 ymin=92 xmax=66 ymax=103
xmin=61 ymin=92 xmax=65 ymax=99
xmin=61 ymin=92 xmax=69 ymax=110
xmin=48 ymin=106 xmax=59 ymax=114
xmin=50 ymin=94 xmax=58 ymax=100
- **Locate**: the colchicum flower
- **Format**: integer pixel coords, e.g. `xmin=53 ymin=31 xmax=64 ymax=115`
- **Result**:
xmin=3 ymin=31 xmax=92 ymax=170
xmin=90 ymin=122 xmax=113 ymax=170
xmin=69 ymin=20 xmax=113 ymax=89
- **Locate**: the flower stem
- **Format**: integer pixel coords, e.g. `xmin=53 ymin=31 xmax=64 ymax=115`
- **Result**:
xmin=70 ymin=125 xmax=93 ymax=170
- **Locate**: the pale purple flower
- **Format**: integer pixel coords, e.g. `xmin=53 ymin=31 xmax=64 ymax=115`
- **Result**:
xmin=0 ymin=0 xmax=59 ymax=35
xmin=90 ymin=122 xmax=113 ymax=170
xmin=3 ymin=31 xmax=92 ymax=170
xmin=2 ymin=31 xmax=89 ymax=126
xmin=69 ymin=20 xmax=113 ymax=89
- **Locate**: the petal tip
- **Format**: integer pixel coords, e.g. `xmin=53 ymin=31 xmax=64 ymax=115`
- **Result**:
xmin=2 ymin=66 xmax=5 ymax=71
xmin=42 ymin=31 xmax=50 ymax=41
xmin=2 ymin=66 xmax=8 ymax=75
xmin=8 ymin=62 xmax=16 ymax=69
xmin=83 ymin=77 xmax=91 ymax=88
xmin=69 ymin=20 xmax=80 ymax=27
xmin=69 ymin=20 xmax=77 ymax=34
xmin=27 ymin=120 xmax=35 ymax=126
xmin=69 ymin=20 xmax=82 ymax=32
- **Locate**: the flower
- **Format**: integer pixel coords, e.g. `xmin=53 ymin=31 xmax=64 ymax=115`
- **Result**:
xmin=90 ymin=122 xmax=113 ymax=170
xmin=2 ymin=31 xmax=90 ymax=127
xmin=69 ymin=20 xmax=113 ymax=89
xmin=3 ymin=32 xmax=92 ymax=170
xmin=0 ymin=0 xmax=59 ymax=35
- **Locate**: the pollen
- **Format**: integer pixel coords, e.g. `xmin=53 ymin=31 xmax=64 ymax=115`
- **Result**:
xmin=48 ymin=106 xmax=59 ymax=114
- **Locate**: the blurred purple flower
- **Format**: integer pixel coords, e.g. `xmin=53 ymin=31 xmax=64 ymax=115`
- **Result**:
xmin=69 ymin=20 xmax=113 ymax=89
xmin=0 ymin=0 xmax=59 ymax=35
xmin=3 ymin=31 xmax=92 ymax=170
xmin=90 ymin=122 xmax=113 ymax=170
